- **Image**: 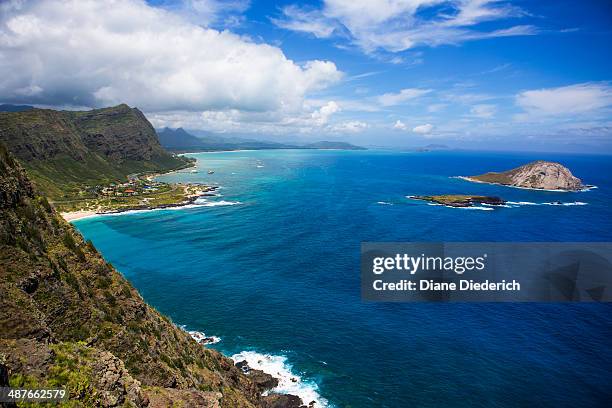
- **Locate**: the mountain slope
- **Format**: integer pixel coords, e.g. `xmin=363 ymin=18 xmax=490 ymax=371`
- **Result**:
xmin=0 ymin=105 xmax=191 ymax=199
xmin=0 ymin=143 xmax=273 ymax=407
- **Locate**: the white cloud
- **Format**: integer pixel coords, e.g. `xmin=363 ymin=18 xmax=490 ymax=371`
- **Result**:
xmin=0 ymin=0 xmax=342 ymax=116
xmin=413 ymin=123 xmax=434 ymax=134
xmin=271 ymin=5 xmax=339 ymax=38
xmin=393 ymin=119 xmax=407 ymax=130
xmin=274 ymin=0 xmax=536 ymax=54
xmin=516 ymin=83 xmax=612 ymax=119
xmin=332 ymin=120 xmax=368 ymax=133
xmin=470 ymin=104 xmax=497 ymax=118
xmin=311 ymin=101 xmax=340 ymax=125
xmin=378 ymin=88 xmax=431 ymax=106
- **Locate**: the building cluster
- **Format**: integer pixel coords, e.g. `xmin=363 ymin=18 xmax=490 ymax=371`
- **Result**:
xmin=93 ymin=179 xmax=164 ymax=197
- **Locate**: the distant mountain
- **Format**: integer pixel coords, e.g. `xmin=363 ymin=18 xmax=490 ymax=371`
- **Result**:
xmin=302 ymin=141 xmax=366 ymax=150
xmin=0 ymin=104 xmax=190 ymax=199
xmin=0 ymin=104 xmax=35 ymax=112
xmin=157 ymin=127 xmax=366 ymax=152
xmin=415 ymin=144 xmax=450 ymax=152
xmin=424 ymin=144 xmax=449 ymax=150
xmin=157 ymin=127 xmax=207 ymax=150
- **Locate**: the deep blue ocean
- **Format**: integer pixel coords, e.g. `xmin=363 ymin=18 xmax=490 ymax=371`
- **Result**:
xmin=74 ymin=150 xmax=612 ymax=407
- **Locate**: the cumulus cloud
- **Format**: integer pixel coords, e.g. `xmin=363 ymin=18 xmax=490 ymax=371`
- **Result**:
xmin=311 ymin=101 xmax=340 ymax=125
xmin=393 ymin=119 xmax=407 ymax=130
xmin=378 ymin=88 xmax=431 ymax=106
xmin=413 ymin=123 xmax=434 ymax=134
xmin=0 ymin=0 xmax=342 ymax=115
xmin=274 ymin=0 xmax=536 ymax=53
xmin=516 ymin=83 xmax=612 ymax=119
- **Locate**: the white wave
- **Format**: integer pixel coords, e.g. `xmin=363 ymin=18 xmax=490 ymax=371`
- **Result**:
xmin=188 ymin=330 xmax=221 ymax=345
xmin=482 ymin=203 xmax=514 ymax=208
xmin=197 ymin=200 xmax=242 ymax=207
xmin=100 ymin=204 xmax=202 ymax=217
xmin=377 ymin=201 xmax=393 ymax=205
xmin=506 ymin=201 xmax=538 ymax=206
xmin=543 ymin=201 xmax=588 ymax=206
xmin=426 ymin=203 xmax=493 ymax=210
xmin=256 ymin=165 xmax=265 ymax=168
xmin=460 ymin=206 xmax=494 ymax=211
xmin=231 ymin=351 xmax=329 ymax=408
xmin=179 ymin=325 xmax=221 ymax=345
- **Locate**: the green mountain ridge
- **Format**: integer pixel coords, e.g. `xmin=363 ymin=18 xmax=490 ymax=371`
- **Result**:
xmin=0 ymin=143 xmax=302 ymax=407
xmin=0 ymin=105 xmax=191 ymax=200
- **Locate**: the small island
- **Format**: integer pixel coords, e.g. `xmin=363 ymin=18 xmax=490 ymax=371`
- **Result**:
xmin=460 ymin=160 xmax=587 ymax=191
xmin=409 ymin=195 xmax=506 ymax=207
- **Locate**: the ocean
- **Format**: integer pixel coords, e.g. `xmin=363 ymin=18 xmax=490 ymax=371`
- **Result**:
xmin=73 ymin=149 xmax=612 ymax=407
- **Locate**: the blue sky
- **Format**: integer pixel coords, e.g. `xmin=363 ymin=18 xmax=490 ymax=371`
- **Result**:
xmin=1 ymin=0 xmax=611 ymax=151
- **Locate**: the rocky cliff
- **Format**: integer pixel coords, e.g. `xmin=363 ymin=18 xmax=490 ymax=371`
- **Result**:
xmin=0 ymin=143 xmax=297 ymax=407
xmin=0 ymin=105 xmax=190 ymax=199
xmin=466 ymin=160 xmax=585 ymax=191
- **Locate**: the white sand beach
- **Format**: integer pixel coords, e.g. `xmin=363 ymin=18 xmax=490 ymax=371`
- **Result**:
xmin=61 ymin=210 xmax=100 ymax=222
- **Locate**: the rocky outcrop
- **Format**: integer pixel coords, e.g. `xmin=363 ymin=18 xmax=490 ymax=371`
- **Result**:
xmin=465 ymin=161 xmax=585 ymax=191
xmin=92 ymin=350 xmax=147 ymax=407
xmin=410 ymin=195 xmax=506 ymax=207
xmin=145 ymin=388 xmax=223 ymax=408
xmin=262 ymin=394 xmax=308 ymax=408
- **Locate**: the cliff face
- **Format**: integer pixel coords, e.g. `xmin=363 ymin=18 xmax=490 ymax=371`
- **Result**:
xmin=469 ymin=161 xmax=584 ymax=191
xmin=0 ymin=105 xmax=190 ymax=198
xmin=70 ymin=105 xmax=168 ymax=163
xmin=0 ymin=143 xmax=264 ymax=407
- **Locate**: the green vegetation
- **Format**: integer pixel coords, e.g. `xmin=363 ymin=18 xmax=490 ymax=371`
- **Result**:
xmin=0 ymin=104 xmax=193 ymax=201
xmin=0 ymin=143 xmax=266 ymax=407
xmin=468 ymin=172 xmax=513 ymax=184
xmin=411 ymin=194 xmax=506 ymax=207
xmin=54 ymin=175 xmax=215 ymax=213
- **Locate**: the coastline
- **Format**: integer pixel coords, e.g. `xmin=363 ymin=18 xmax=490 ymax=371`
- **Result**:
xmin=61 ymin=209 xmax=101 ymax=222
xmin=454 ymin=176 xmax=596 ymax=192
xmin=60 ymin=193 xmax=214 ymax=222
xmin=60 ymin=159 xmax=216 ymax=222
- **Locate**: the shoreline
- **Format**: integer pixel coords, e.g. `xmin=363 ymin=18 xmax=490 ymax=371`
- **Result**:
xmin=454 ymin=176 xmax=596 ymax=192
xmin=60 ymin=193 xmax=218 ymax=222
xmin=60 ymin=160 xmax=220 ymax=222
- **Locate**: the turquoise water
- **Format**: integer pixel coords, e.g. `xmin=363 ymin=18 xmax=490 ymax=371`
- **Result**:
xmin=74 ymin=150 xmax=612 ymax=407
